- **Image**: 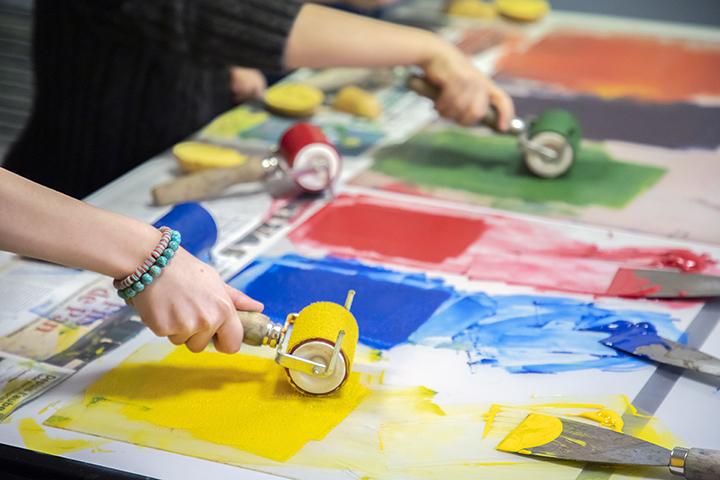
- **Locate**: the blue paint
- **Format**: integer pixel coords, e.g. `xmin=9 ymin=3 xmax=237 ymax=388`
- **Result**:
xmin=153 ymin=203 xmax=217 ymax=260
xmin=228 ymin=255 xmax=453 ymax=349
xmin=410 ymin=293 xmax=682 ymax=373
xmin=600 ymin=322 xmax=670 ymax=356
xmin=229 ymin=254 xmax=684 ymax=373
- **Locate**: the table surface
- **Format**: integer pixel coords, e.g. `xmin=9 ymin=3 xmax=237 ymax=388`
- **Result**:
xmin=1 ymin=9 xmax=719 ymax=480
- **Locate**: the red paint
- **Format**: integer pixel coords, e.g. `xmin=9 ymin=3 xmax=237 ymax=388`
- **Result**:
xmin=497 ymin=30 xmax=720 ymax=102
xmin=655 ymin=249 xmax=711 ymax=272
xmin=289 ymin=195 xmax=487 ymax=267
xmin=606 ymin=268 xmax=663 ymax=297
xmin=289 ymin=194 xmax=717 ymax=300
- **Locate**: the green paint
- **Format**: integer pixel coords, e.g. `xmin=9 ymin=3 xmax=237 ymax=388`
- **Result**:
xmin=371 ymin=129 xmax=665 ymax=209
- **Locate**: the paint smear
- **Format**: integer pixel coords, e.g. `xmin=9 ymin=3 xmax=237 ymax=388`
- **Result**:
xmin=509 ymin=87 xmax=720 ymax=149
xmin=496 ymin=30 xmax=720 ymax=102
xmin=359 ymin=129 xmax=665 ymax=209
xmin=495 ymin=414 xmax=562 ymax=453
xmin=229 ymin=254 xmax=453 ymax=349
xmin=49 ymin=345 xmax=369 ymax=462
xmin=231 ymin=253 xmax=683 ymax=373
xmin=409 ymin=292 xmax=682 ymax=374
xmin=289 ymin=194 xmax=715 ymax=296
xmin=290 ymin=194 xmax=488 ymax=266
xmin=19 ymin=418 xmax=103 ymax=455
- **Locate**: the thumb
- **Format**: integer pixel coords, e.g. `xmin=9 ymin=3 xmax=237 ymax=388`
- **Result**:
xmin=224 ymin=284 xmax=264 ymax=312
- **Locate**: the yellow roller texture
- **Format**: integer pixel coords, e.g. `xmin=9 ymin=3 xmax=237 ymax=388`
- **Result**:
xmin=445 ymin=0 xmax=498 ymax=19
xmin=172 ymin=142 xmax=247 ymax=173
xmin=496 ymin=0 xmax=549 ymax=22
xmin=331 ymin=86 xmax=383 ymax=119
xmin=264 ymin=83 xmax=325 ymax=118
xmin=287 ymin=301 xmax=359 ymax=375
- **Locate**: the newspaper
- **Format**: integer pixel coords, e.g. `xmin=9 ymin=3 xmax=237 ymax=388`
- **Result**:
xmin=0 ymin=265 xmax=145 ymax=420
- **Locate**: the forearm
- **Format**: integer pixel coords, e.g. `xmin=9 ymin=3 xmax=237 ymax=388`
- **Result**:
xmin=284 ymin=4 xmax=451 ymax=69
xmin=0 ymin=168 xmax=160 ymax=279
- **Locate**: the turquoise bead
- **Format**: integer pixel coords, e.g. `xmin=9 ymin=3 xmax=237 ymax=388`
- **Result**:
xmin=149 ymin=265 xmax=162 ymax=277
xmin=117 ymin=289 xmax=127 ymax=300
xmin=156 ymin=256 xmax=168 ymax=267
xmin=125 ymin=288 xmax=137 ymax=298
xmin=168 ymin=240 xmax=179 ymax=251
xmin=141 ymin=273 xmax=153 ymax=285
xmin=132 ymin=281 xmax=145 ymax=292
xmin=162 ymin=248 xmax=175 ymax=259
xmin=171 ymin=230 xmax=181 ymax=240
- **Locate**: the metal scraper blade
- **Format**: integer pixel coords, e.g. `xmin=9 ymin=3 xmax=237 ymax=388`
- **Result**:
xmin=522 ymin=417 xmax=670 ymax=466
xmin=602 ymin=332 xmax=720 ymax=376
xmin=607 ymin=268 xmax=720 ymax=298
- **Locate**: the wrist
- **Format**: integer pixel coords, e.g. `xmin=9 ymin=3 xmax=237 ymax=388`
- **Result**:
xmin=107 ymin=223 xmax=164 ymax=280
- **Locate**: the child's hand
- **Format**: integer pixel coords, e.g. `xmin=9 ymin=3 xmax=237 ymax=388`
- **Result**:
xmin=422 ymin=42 xmax=515 ymax=130
xmin=132 ymin=248 xmax=263 ymax=354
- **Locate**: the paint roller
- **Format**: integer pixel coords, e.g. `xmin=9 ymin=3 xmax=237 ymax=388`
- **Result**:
xmin=407 ymin=76 xmax=581 ymax=178
xmin=152 ymin=123 xmax=341 ymax=206
xmin=234 ymin=290 xmax=359 ymax=396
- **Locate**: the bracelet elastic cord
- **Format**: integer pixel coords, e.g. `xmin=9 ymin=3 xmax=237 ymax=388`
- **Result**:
xmin=115 ymin=228 xmax=181 ymax=301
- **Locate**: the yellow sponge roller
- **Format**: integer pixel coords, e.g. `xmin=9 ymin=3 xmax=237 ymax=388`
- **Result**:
xmin=496 ymin=0 xmax=550 ymax=22
xmin=265 ymin=83 xmax=325 ymax=118
xmin=172 ymin=142 xmax=247 ymax=173
xmin=332 ymin=86 xmax=382 ymax=119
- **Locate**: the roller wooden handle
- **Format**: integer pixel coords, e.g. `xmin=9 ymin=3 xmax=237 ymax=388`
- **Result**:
xmin=684 ymin=448 xmax=720 ymax=480
xmin=406 ymin=75 xmax=500 ymax=130
xmin=152 ymin=157 xmax=267 ymax=206
xmin=236 ymin=311 xmax=273 ymax=347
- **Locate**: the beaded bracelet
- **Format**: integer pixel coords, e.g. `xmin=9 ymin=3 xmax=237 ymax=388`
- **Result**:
xmin=113 ymin=227 xmax=172 ymax=290
xmin=116 ymin=228 xmax=182 ymax=301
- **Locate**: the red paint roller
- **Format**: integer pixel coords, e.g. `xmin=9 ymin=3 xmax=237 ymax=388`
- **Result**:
xmin=152 ymin=123 xmax=341 ymax=206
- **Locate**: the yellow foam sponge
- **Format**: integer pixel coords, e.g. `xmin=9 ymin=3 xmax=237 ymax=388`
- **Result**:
xmin=331 ymin=86 xmax=383 ymax=119
xmin=172 ymin=142 xmax=247 ymax=173
xmin=265 ymin=83 xmax=325 ymax=118
xmin=445 ymin=0 xmax=498 ymax=19
xmin=287 ymin=301 xmax=359 ymax=374
xmin=496 ymin=0 xmax=549 ymax=22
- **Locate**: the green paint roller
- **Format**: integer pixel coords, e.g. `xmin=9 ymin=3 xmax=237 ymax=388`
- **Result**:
xmin=407 ymin=76 xmax=582 ymax=178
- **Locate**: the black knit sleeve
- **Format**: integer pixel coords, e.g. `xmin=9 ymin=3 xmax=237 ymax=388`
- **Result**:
xmin=77 ymin=0 xmax=303 ymax=72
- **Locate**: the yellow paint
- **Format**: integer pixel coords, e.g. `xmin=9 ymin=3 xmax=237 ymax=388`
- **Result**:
xmin=37 ymin=400 xmax=61 ymax=415
xmin=446 ymin=0 xmax=498 ymax=18
xmin=577 ymin=408 xmax=624 ymax=432
xmin=172 ymin=142 xmax=247 ymax=173
xmin=56 ymin=324 xmax=86 ymax=353
xmin=49 ymin=345 xmax=368 ymax=462
xmin=496 ymin=0 xmax=549 ymax=22
xmin=496 ymin=414 xmax=563 ymax=453
xmin=331 ymin=86 xmax=382 ymax=119
xmin=19 ymin=418 xmax=102 ymax=455
xmin=202 ymin=106 xmax=269 ymax=139
xmin=265 ymin=83 xmax=324 ymax=117
xmin=563 ymin=437 xmax=586 ymax=447
xmin=482 ymin=404 xmax=501 ymax=438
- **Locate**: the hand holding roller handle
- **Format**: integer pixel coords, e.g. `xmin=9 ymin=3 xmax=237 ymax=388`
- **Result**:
xmin=407 ymin=75 xmax=501 ymax=131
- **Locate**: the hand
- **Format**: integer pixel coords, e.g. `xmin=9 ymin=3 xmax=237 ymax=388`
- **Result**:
xmin=229 ymin=67 xmax=267 ymax=103
xmin=132 ymin=248 xmax=263 ymax=354
xmin=421 ymin=42 xmax=515 ymax=130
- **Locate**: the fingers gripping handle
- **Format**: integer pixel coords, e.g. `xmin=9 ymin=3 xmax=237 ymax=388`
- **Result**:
xmin=680 ymin=448 xmax=720 ymax=480
xmin=406 ymin=75 xmax=500 ymax=130
xmin=152 ymin=157 xmax=267 ymax=206
xmin=236 ymin=311 xmax=274 ymax=347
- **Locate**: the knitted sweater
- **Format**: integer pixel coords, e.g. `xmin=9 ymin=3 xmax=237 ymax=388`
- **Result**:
xmin=4 ymin=0 xmax=301 ymax=198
